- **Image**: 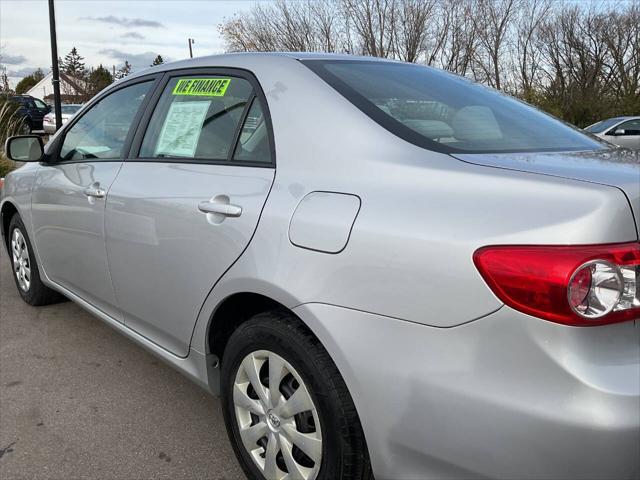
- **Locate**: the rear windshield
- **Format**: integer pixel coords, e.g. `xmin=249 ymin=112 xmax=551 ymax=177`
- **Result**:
xmin=584 ymin=118 xmax=623 ymax=134
xmin=304 ymin=60 xmax=604 ymax=154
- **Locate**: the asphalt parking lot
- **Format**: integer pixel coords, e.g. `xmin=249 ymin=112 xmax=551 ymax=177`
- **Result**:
xmin=0 ymin=247 xmax=244 ymax=479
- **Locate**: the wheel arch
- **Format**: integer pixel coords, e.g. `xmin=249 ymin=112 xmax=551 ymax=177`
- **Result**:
xmin=207 ymin=291 xmax=313 ymax=363
xmin=202 ymin=290 xmax=369 ymax=426
xmin=1 ymin=200 xmax=19 ymax=254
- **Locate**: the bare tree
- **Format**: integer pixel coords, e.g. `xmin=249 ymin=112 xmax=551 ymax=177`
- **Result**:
xmin=220 ymin=0 xmax=348 ymax=53
xmin=393 ymin=0 xmax=438 ymax=63
xmin=343 ymin=0 xmax=397 ymax=57
xmin=437 ymin=0 xmax=479 ymax=76
xmin=537 ymin=5 xmax=613 ymax=124
xmin=219 ymin=5 xmax=280 ymax=52
xmin=513 ymin=0 xmax=553 ymax=99
xmin=270 ymin=0 xmax=315 ymax=51
xmin=217 ymin=0 xmax=638 ymax=126
xmin=472 ymin=0 xmax=520 ymax=90
xmin=310 ymin=0 xmax=349 ymax=52
xmin=600 ymin=4 xmax=640 ymax=113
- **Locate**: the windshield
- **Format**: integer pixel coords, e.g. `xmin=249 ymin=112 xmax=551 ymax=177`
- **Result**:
xmin=304 ymin=60 xmax=604 ymax=154
xmin=585 ymin=118 xmax=623 ymax=134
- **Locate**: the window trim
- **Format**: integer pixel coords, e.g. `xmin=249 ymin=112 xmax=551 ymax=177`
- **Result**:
xmin=47 ymin=74 xmax=162 ymax=165
xmin=228 ymin=93 xmax=257 ymax=162
xmin=232 ymin=95 xmax=273 ymax=163
xmin=127 ymin=67 xmax=276 ymax=169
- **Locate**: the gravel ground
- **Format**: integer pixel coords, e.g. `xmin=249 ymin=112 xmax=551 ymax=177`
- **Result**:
xmin=0 ymin=246 xmax=245 ymax=480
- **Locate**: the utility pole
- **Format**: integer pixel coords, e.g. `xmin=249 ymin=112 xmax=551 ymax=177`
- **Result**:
xmin=48 ymin=0 xmax=62 ymax=130
xmin=188 ymin=38 xmax=195 ymax=59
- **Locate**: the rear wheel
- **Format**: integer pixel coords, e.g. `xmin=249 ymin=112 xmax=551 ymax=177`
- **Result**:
xmin=221 ymin=311 xmax=372 ymax=480
xmin=19 ymin=119 xmax=32 ymax=135
xmin=8 ymin=214 xmax=65 ymax=306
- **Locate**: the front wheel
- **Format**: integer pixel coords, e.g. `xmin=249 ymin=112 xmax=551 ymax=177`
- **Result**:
xmin=221 ymin=311 xmax=372 ymax=480
xmin=8 ymin=214 xmax=65 ymax=306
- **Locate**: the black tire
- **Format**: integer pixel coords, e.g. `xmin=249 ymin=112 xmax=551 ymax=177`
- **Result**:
xmin=19 ymin=119 xmax=32 ymax=135
xmin=7 ymin=214 xmax=65 ymax=306
xmin=221 ymin=310 xmax=372 ymax=480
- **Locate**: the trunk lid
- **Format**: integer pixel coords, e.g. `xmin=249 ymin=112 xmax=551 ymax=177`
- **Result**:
xmin=453 ymin=148 xmax=640 ymax=238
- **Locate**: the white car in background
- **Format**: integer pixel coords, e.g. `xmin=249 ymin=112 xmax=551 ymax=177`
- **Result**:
xmin=585 ymin=116 xmax=640 ymax=149
xmin=43 ymin=104 xmax=83 ymax=133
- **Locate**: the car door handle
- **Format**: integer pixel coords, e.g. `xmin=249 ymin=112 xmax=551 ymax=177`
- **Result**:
xmin=83 ymin=185 xmax=106 ymax=198
xmin=198 ymin=201 xmax=242 ymax=217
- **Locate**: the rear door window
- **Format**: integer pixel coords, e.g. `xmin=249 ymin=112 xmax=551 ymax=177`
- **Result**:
xmin=34 ymin=98 xmax=48 ymax=109
xmin=139 ymin=76 xmax=254 ymax=160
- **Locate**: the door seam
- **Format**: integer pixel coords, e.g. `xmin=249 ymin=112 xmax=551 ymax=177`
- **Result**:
xmin=102 ymin=160 xmax=128 ymax=323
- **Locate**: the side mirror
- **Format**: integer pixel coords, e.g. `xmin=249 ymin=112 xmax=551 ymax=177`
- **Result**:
xmin=5 ymin=135 xmax=44 ymax=162
xmin=613 ymin=129 xmax=625 ymax=136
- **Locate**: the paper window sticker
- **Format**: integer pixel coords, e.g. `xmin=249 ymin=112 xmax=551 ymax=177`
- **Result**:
xmin=154 ymin=100 xmax=211 ymax=157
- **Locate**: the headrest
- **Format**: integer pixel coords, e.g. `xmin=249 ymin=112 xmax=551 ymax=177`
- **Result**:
xmin=403 ymin=120 xmax=453 ymax=139
xmin=452 ymin=106 xmax=502 ymax=142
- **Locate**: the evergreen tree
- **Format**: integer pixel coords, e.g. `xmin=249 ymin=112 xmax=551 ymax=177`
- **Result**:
xmin=61 ymin=47 xmax=86 ymax=78
xmin=87 ymin=64 xmax=113 ymax=96
xmin=114 ymin=61 xmax=132 ymax=80
xmin=15 ymin=68 xmax=46 ymax=95
xmin=151 ymin=55 xmax=164 ymax=66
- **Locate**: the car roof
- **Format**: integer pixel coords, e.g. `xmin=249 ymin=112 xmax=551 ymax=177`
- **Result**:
xmin=124 ymin=52 xmax=399 ymax=82
xmin=608 ymin=116 xmax=640 ymax=122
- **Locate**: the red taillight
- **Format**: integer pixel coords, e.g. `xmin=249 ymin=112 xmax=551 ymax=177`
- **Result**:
xmin=473 ymin=243 xmax=640 ymax=326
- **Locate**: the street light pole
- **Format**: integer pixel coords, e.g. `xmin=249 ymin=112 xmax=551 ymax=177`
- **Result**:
xmin=48 ymin=0 xmax=62 ymax=130
xmin=188 ymin=38 xmax=195 ymax=59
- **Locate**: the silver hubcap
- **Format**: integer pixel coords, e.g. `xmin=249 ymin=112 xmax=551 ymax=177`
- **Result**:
xmin=234 ymin=350 xmax=322 ymax=480
xmin=11 ymin=228 xmax=31 ymax=292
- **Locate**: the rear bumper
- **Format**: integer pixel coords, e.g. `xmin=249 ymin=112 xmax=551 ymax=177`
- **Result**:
xmin=293 ymin=304 xmax=640 ymax=479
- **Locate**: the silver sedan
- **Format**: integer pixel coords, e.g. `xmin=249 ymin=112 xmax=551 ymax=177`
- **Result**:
xmin=42 ymin=103 xmax=83 ymax=134
xmin=2 ymin=53 xmax=639 ymax=480
xmin=585 ymin=116 xmax=640 ymax=149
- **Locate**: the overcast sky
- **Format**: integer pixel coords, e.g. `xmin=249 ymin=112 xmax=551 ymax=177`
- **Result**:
xmin=0 ymin=0 xmax=266 ymax=86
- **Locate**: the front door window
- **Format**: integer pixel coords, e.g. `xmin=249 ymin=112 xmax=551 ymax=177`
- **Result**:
xmin=60 ymin=81 xmax=152 ymax=161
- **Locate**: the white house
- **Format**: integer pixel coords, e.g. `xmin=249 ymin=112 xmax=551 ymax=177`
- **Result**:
xmin=26 ymin=71 xmax=87 ymax=103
